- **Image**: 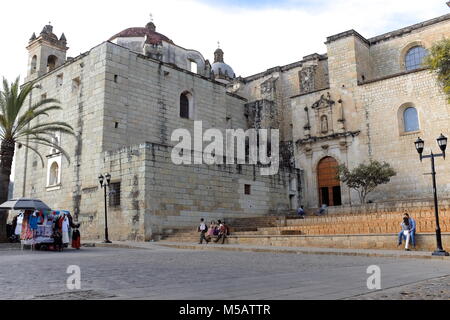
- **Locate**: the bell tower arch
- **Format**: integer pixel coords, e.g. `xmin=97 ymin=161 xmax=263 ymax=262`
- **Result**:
xmin=26 ymin=23 xmax=68 ymax=82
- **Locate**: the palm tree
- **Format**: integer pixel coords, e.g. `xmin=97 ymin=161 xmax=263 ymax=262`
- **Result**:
xmin=0 ymin=77 xmax=74 ymax=241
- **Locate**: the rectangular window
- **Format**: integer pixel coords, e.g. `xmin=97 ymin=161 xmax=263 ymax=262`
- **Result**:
xmin=190 ymin=61 xmax=197 ymax=74
xmin=72 ymin=77 xmax=81 ymax=93
xmin=244 ymin=184 xmax=251 ymax=195
xmin=109 ymin=182 xmax=121 ymax=207
xmin=56 ymin=74 xmax=63 ymax=87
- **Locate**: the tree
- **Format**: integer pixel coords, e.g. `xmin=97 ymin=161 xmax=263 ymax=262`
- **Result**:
xmin=424 ymin=38 xmax=450 ymax=103
xmin=337 ymin=160 xmax=396 ymax=205
xmin=0 ymin=77 xmax=74 ymax=241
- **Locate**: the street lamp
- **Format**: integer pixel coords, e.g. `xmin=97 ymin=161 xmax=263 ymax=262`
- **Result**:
xmin=414 ymin=134 xmax=448 ymax=256
xmin=99 ymin=173 xmax=112 ymax=243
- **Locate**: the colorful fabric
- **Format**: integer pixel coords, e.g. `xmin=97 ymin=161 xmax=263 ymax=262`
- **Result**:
xmin=20 ymin=215 xmax=33 ymax=240
xmin=29 ymin=215 xmax=39 ymax=230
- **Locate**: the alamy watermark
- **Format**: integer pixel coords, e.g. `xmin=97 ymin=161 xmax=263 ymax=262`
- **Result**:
xmin=171 ymin=121 xmax=279 ymax=176
xmin=366 ymin=265 xmax=381 ymax=290
xmin=66 ymin=265 xmax=81 ymax=290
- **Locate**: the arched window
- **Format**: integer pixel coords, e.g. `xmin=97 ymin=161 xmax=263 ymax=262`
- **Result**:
xmin=405 ymin=46 xmax=428 ymax=71
xmin=49 ymin=162 xmax=59 ymax=186
xmin=31 ymin=55 xmax=37 ymax=74
xmin=180 ymin=92 xmax=191 ymax=119
xmin=47 ymin=55 xmax=58 ymax=72
xmin=403 ymin=107 xmax=419 ymax=132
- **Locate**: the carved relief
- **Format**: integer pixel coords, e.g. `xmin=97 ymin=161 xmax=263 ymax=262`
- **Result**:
xmin=260 ymin=77 xmax=277 ymax=100
xmin=299 ymin=66 xmax=316 ymax=94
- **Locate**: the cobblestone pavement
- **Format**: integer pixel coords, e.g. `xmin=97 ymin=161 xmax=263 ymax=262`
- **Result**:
xmin=347 ymin=275 xmax=450 ymax=300
xmin=1 ymin=245 xmax=450 ymax=300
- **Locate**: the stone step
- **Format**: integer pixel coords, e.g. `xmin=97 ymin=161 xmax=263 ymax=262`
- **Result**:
xmin=159 ymin=233 xmax=450 ymax=252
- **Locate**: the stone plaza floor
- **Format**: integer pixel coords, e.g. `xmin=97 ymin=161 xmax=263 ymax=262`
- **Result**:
xmin=1 ymin=243 xmax=450 ymax=300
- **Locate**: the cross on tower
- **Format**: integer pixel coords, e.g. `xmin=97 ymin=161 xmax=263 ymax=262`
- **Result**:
xmin=149 ymin=13 xmax=154 ymax=22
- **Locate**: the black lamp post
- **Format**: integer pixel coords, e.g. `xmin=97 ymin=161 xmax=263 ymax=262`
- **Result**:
xmin=414 ymin=134 xmax=448 ymax=256
xmin=99 ymin=173 xmax=112 ymax=243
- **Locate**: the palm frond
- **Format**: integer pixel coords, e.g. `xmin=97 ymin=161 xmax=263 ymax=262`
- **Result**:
xmin=17 ymin=125 xmax=75 ymax=140
xmin=13 ymin=105 xmax=65 ymax=136
xmin=16 ymin=143 xmax=45 ymax=168
xmin=24 ymin=136 xmax=72 ymax=163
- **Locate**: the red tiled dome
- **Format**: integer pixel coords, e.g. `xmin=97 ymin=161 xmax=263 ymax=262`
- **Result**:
xmin=109 ymin=24 xmax=174 ymax=45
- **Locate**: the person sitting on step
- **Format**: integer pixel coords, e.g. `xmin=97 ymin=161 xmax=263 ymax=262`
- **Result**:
xmin=297 ymin=205 xmax=305 ymax=219
xmin=398 ymin=213 xmax=416 ymax=249
xmin=399 ymin=217 xmax=412 ymax=251
xmin=214 ymin=220 xmax=227 ymax=244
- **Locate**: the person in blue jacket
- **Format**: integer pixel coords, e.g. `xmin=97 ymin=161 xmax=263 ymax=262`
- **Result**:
xmin=398 ymin=213 xmax=416 ymax=248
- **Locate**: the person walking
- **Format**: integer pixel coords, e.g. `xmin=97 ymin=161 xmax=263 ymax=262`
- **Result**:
xmin=198 ymin=218 xmax=209 ymax=244
xmin=398 ymin=213 xmax=416 ymax=248
xmin=399 ymin=217 xmax=412 ymax=251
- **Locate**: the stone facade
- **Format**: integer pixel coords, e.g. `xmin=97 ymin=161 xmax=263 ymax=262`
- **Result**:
xmin=14 ymin=22 xmax=299 ymax=240
xmin=290 ymin=14 xmax=450 ymax=208
xmin=12 ymin=14 xmax=450 ymax=240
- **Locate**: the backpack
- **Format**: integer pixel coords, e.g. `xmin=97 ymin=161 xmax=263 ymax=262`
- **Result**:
xmin=198 ymin=223 xmax=208 ymax=233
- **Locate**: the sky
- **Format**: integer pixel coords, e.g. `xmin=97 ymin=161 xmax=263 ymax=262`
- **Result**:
xmin=0 ymin=0 xmax=448 ymax=82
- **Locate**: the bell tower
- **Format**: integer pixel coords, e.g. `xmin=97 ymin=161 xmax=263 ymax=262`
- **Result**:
xmin=26 ymin=23 xmax=68 ymax=82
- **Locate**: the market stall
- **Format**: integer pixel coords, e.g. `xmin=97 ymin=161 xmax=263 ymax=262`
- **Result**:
xmin=1 ymin=199 xmax=79 ymax=251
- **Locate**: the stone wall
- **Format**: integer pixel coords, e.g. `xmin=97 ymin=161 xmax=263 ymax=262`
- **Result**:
xmin=291 ymin=15 xmax=450 ymax=208
xmin=85 ymin=142 xmax=299 ymax=241
xmin=368 ymin=15 xmax=450 ymax=79
xmin=14 ymin=43 xmax=108 ymax=222
xmin=357 ymin=70 xmax=450 ymax=201
xmin=102 ymin=42 xmax=247 ymax=151
xmin=143 ymin=142 xmax=297 ymax=240
xmin=14 ymin=40 xmax=298 ymax=241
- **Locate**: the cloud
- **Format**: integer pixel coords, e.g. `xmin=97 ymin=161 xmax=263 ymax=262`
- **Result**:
xmin=0 ymin=0 xmax=447 ymax=81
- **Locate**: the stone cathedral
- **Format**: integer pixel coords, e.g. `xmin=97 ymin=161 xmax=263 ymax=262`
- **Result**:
xmin=13 ymin=14 xmax=450 ymax=240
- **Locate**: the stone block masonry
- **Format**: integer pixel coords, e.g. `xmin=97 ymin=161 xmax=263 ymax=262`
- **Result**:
xmin=92 ymin=142 xmax=299 ymax=241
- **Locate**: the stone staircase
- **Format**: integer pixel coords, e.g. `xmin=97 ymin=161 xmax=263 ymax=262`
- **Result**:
xmin=159 ymin=207 xmax=450 ymax=251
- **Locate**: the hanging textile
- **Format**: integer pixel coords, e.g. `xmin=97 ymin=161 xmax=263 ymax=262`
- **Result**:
xmin=14 ymin=212 xmax=24 ymax=236
xmin=20 ymin=214 xmax=33 ymax=240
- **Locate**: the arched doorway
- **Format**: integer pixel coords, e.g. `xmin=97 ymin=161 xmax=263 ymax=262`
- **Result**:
xmin=317 ymin=157 xmax=342 ymax=207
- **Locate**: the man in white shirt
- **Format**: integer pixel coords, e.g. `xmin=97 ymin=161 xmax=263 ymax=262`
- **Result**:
xmin=198 ymin=218 xmax=209 ymax=244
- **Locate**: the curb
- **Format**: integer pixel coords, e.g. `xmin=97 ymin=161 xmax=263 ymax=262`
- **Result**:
xmin=156 ymin=243 xmax=450 ymax=260
xmin=89 ymin=241 xmax=450 ymax=260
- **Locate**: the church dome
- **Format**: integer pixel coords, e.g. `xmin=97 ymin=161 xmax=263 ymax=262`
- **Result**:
xmin=109 ymin=22 xmax=174 ymax=45
xmin=211 ymin=46 xmax=235 ymax=81
xmin=211 ymin=62 xmax=235 ymax=79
